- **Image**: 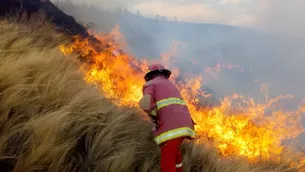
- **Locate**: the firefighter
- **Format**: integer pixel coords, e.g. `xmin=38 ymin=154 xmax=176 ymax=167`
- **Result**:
xmin=139 ymin=63 xmax=196 ymax=172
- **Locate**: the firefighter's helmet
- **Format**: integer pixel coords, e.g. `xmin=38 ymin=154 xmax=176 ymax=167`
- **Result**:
xmin=144 ymin=63 xmax=171 ymax=82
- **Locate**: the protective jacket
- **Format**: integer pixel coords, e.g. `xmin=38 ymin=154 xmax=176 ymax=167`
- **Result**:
xmin=142 ymin=75 xmax=196 ymax=145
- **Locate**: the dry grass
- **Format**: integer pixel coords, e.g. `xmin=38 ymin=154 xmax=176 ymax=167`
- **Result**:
xmin=0 ymin=18 xmax=302 ymax=172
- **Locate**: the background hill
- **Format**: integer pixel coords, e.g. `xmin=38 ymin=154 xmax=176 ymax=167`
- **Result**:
xmin=57 ymin=2 xmax=305 ymax=109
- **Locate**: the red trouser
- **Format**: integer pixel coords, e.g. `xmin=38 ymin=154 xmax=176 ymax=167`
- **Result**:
xmin=160 ymin=137 xmax=184 ymax=172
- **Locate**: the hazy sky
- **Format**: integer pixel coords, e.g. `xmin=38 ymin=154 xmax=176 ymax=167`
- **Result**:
xmin=67 ymin=0 xmax=305 ymax=36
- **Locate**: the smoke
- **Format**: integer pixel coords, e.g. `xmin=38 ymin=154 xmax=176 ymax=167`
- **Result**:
xmin=53 ymin=0 xmax=305 ymax=100
xmin=253 ymin=0 xmax=305 ymax=99
xmin=52 ymin=0 xmax=139 ymax=9
xmin=51 ymin=0 xmax=305 ymax=144
xmin=247 ymin=0 xmax=305 ymax=144
xmin=252 ymin=0 xmax=305 ymax=37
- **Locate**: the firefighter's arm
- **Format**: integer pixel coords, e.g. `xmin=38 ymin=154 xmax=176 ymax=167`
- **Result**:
xmin=139 ymin=95 xmax=157 ymax=119
xmin=139 ymin=82 xmax=157 ymax=119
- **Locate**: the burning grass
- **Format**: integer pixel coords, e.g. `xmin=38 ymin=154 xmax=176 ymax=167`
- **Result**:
xmin=61 ymin=25 xmax=305 ymax=163
xmin=0 ymin=17 xmax=304 ymax=172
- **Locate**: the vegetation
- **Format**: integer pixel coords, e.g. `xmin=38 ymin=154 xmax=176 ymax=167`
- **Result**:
xmin=0 ymin=13 xmax=303 ymax=172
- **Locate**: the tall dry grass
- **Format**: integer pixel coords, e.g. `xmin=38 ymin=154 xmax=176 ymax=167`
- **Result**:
xmin=0 ymin=17 xmax=302 ymax=172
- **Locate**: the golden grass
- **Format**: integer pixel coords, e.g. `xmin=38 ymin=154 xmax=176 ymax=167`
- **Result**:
xmin=0 ymin=17 xmax=302 ymax=172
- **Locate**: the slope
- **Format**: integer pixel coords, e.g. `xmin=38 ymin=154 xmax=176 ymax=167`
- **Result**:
xmin=0 ymin=0 xmax=89 ymax=37
xmin=0 ymin=1 xmax=304 ymax=172
xmin=0 ymin=17 xmax=262 ymax=172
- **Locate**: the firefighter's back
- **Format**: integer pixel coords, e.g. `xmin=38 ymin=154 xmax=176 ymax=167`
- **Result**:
xmin=151 ymin=76 xmax=196 ymax=144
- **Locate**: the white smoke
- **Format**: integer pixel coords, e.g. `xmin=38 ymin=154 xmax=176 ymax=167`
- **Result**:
xmin=250 ymin=0 xmax=305 ymax=37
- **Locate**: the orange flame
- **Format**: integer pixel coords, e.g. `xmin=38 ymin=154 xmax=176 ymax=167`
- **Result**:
xmin=59 ymin=26 xmax=305 ymax=162
xmin=301 ymin=100 xmax=305 ymax=113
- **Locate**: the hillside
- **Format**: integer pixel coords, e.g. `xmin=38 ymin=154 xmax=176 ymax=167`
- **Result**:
xmin=0 ymin=15 xmax=303 ymax=172
xmin=0 ymin=17 xmax=255 ymax=172
xmin=0 ymin=1 xmax=305 ymax=172
xmin=0 ymin=0 xmax=90 ymax=37
xmin=58 ymin=3 xmax=305 ymax=106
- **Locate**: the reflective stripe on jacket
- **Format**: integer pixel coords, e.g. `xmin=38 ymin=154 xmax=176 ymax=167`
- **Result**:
xmin=142 ymin=76 xmax=196 ymax=145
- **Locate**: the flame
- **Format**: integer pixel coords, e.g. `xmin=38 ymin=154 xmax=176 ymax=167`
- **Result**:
xmin=205 ymin=62 xmax=244 ymax=73
xmin=59 ymin=26 xmax=305 ymax=163
xmin=301 ymin=100 xmax=305 ymax=113
xmin=204 ymin=62 xmax=244 ymax=81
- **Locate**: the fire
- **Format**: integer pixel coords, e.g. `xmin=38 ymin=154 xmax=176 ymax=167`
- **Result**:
xmin=205 ymin=62 xmax=244 ymax=74
xmin=60 ymin=27 xmax=147 ymax=107
xmin=59 ymin=26 xmax=305 ymax=162
xmin=302 ymin=100 xmax=305 ymax=113
xmin=204 ymin=62 xmax=244 ymax=81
